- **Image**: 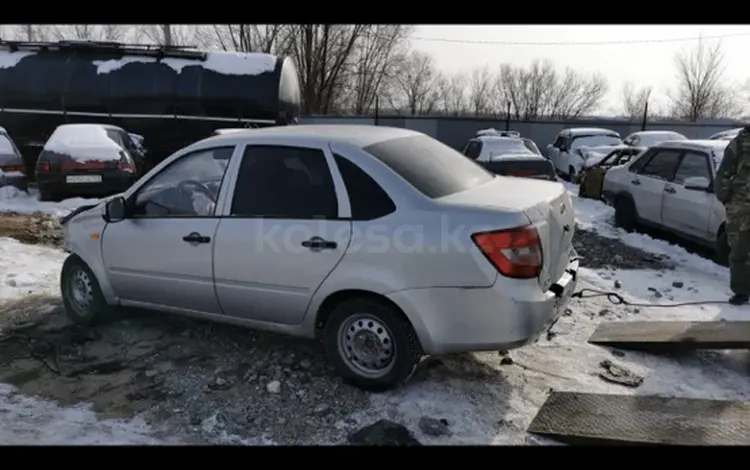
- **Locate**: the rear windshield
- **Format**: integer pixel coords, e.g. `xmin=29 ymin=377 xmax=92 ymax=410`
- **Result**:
xmin=364 ymin=135 xmax=495 ymax=198
xmin=0 ymin=134 xmax=17 ymax=155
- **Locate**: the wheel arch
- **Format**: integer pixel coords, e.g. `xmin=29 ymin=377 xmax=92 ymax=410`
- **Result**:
xmin=314 ymin=289 xmax=423 ymax=353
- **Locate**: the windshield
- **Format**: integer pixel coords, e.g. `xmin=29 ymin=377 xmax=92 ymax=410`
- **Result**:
xmin=571 ymin=134 xmax=622 ymax=149
xmin=639 ymin=132 xmax=686 ymax=147
xmin=364 ymin=135 xmax=494 ymax=199
xmin=522 ymin=138 xmax=541 ymax=155
xmin=488 ymin=139 xmax=534 ymax=156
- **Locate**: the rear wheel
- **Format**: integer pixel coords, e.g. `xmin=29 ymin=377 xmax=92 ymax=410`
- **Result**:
xmin=578 ymin=183 xmax=587 ymax=198
xmin=614 ymin=197 xmax=637 ymax=232
xmin=38 ymin=186 xmax=59 ymax=202
xmin=568 ymin=165 xmax=576 ymax=182
xmin=323 ymin=297 xmax=421 ymax=392
xmin=60 ymin=255 xmax=116 ymax=326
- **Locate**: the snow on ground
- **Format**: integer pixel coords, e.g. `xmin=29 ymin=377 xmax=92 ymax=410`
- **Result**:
xmin=0 ymin=186 xmax=97 ymax=217
xmin=0 ymin=236 xmax=178 ymax=445
xmin=348 ymin=183 xmax=749 ymax=445
xmin=0 ymin=237 xmax=66 ymax=301
xmin=0 ymin=181 xmax=747 ymax=445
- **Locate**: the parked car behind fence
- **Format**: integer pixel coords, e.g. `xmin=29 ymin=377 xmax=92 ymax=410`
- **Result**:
xmin=0 ymin=126 xmax=27 ymax=190
xmin=36 ymin=123 xmax=144 ymax=201
xmin=602 ymin=139 xmax=730 ymax=264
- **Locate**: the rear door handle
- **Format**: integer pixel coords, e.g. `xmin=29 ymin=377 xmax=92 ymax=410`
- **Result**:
xmin=182 ymin=232 xmax=211 ymax=244
xmin=664 ymin=186 xmax=676 ymax=194
xmin=301 ymin=236 xmax=337 ymax=251
xmin=630 ymin=179 xmax=641 ymax=185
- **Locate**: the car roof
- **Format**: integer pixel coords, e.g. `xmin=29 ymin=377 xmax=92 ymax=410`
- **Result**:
xmin=627 ymin=130 xmax=682 ymax=136
xmin=0 ymin=126 xmax=6 ymax=134
xmin=474 ymin=135 xmax=524 ymax=143
xmin=489 ymin=153 xmax=545 ymax=161
xmin=202 ymin=125 xmax=419 ymax=148
xmin=55 ymin=123 xmax=125 ymax=133
xmin=653 ymin=139 xmax=729 ymax=152
xmin=562 ymin=127 xmax=619 ymax=136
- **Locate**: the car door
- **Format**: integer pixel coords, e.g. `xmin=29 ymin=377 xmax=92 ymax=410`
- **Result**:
xmin=629 ymin=148 xmax=682 ymax=224
xmin=661 ymin=150 xmax=714 ymax=239
xmin=548 ymin=134 xmax=564 ymax=171
xmin=101 ymin=145 xmax=237 ymax=313
xmin=584 ymin=150 xmax=619 ymax=198
xmin=212 ymin=143 xmax=352 ymax=326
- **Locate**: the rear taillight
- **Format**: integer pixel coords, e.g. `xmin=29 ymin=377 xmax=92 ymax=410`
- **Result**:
xmin=505 ymin=169 xmax=538 ymax=177
xmin=0 ymin=164 xmax=25 ymax=174
xmin=117 ymin=151 xmax=135 ymax=173
xmin=37 ymin=162 xmax=50 ymax=172
xmin=471 ymin=225 xmax=543 ymax=279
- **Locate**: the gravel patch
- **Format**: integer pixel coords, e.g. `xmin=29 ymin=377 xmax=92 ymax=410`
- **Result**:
xmin=573 ymin=226 xmax=674 ymax=271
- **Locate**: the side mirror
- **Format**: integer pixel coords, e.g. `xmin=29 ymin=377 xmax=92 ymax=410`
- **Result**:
xmin=103 ymin=196 xmax=127 ymax=223
xmin=684 ymin=176 xmax=711 ymax=192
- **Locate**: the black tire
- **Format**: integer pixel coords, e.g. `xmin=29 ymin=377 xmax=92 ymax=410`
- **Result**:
xmin=567 ymin=166 xmax=576 ymax=182
xmin=614 ymin=197 xmax=637 ymax=232
xmin=323 ymin=297 xmax=422 ymax=392
xmin=578 ymin=183 xmax=587 ymax=198
xmin=60 ymin=255 xmax=116 ymax=326
xmin=716 ymin=228 xmax=730 ymax=267
xmin=38 ymin=187 xmax=58 ymax=202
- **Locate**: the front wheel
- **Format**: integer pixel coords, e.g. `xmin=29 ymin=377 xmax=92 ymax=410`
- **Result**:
xmin=60 ymin=255 xmax=115 ymax=326
xmin=614 ymin=197 xmax=637 ymax=232
xmin=323 ymin=298 xmax=422 ymax=392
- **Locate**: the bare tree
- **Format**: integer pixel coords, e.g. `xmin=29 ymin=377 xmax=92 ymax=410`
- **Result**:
xmin=468 ymin=66 xmax=494 ymax=116
xmin=285 ymin=25 xmax=367 ymax=114
xmin=621 ymin=82 xmax=652 ymax=119
xmin=137 ymin=24 xmax=204 ymax=47
xmin=387 ymin=50 xmax=440 ymax=115
xmin=49 ymin=24 xmax=129 ymax=42
xmin=668 ymin=39 xmax=740 ymax=120
xmin=342 ymin=25 xmax=411 ymax=114
xmin=9 ymin=24 xmax=49 ymax=41
xmin=437 ymin=72 xmax=468 ymax=116
xmin=496 ymin=60 xmax=608 ymax=120
xmin=201 ymin=25 xmax=290 ymax=54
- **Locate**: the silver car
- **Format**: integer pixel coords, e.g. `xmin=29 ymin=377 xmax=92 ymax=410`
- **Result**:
xmin=602 ymin=139 xmax=730 ymax=263
xmin=60 ymin=125 xmax=579 ymax=391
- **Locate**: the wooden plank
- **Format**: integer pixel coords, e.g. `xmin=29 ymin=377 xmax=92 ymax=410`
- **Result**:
xmin=528 ymin=391 xmax=750 ymax=445
xmin=588 ymin=321 xmax=750 ymax=351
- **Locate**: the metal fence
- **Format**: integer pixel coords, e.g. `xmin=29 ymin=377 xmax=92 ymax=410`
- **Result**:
xmin=299 ymin=115 xmax=742 ymax=150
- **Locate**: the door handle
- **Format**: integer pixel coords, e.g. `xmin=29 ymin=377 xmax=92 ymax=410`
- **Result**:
xmin=301 ymin=236 xmax=337 ymax=250
xmin=630 ymin=179 xmax=641 ymax=185
xmin=182 ymin=232 xmax=211 ymax=244
xmin=664 ymin=186 xmax=676 ymax=194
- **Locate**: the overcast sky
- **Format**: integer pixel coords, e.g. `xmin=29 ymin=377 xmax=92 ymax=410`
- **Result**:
xmin=411 ymin=25 xmax=750 ymax=114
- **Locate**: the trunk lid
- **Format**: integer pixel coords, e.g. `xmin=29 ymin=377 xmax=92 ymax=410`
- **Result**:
xmin=437 ymin=176 xmax=575 ymax=290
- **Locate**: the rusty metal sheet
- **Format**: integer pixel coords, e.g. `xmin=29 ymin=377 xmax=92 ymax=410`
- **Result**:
xmin=588 ymin=321 xmax=750 ymax=351
xmin=528 ymin=391 xmax=750 ymax=445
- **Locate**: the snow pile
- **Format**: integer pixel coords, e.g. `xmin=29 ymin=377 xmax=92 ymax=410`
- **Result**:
xmin=44 ymin=124 xmax=124 ymax=163
xmin=0 ymin=51 xmax=35 ymax=69
xmin=0 ymin=186 xmax=98 ymax=216
xmin=0 ymin=383 xmax=173 ymax=445
xmin=95 ymin=51 xmax=276 ymax=76
xmin=0 ymin=237 xmax=66 ymax=301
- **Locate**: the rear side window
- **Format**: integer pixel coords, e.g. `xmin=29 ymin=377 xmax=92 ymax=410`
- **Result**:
xmin=231 ymin=146 xmax=338 ymax=219
xmin=363 ymin=135 xmax=494 ymax=199
xmin=639 ymin=149 xmax=682 ymax=180
xmin=335 ymin=154 xmax=396 ymax=220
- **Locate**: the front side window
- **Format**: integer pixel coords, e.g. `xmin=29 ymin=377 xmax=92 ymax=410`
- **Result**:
xmin=639 ymin=149 xmax=682 ymax=180
xmin=673 ymin=151 xmax=710 ymax=184
xmin=133 ymin=146 xmax=234 ymax=217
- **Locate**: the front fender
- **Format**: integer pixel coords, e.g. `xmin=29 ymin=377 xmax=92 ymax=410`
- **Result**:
xmin=64 ymin=206 xmax=117 ymax=304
